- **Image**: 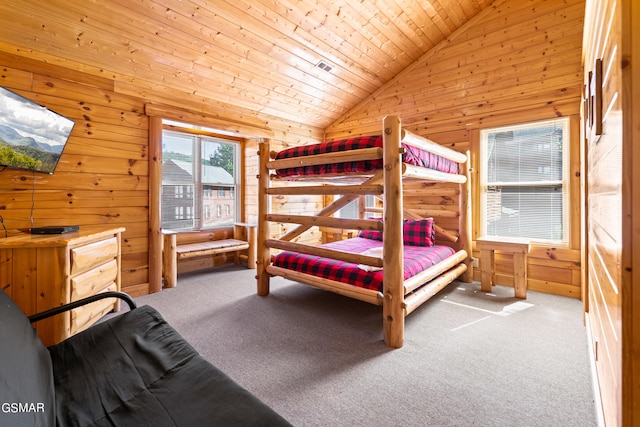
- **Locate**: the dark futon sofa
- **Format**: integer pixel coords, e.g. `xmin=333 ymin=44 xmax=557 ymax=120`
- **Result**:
xmin=0 ymin=289 xmax=291 ymax=427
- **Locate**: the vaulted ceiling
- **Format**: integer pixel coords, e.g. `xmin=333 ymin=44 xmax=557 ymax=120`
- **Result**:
xmin=1 ymin=0 xmax=494 ymax=131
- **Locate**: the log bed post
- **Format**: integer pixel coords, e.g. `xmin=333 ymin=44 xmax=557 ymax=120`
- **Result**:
xmin=257 ymin=141 xmax=271 ymax=296
xmin=382 ymin=115 xmax=405 ymax=348
xmin=459 ymin=149 xmax=473 ymax=282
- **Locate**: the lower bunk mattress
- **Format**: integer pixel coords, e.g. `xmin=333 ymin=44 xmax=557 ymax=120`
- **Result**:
xmin=274 ymin=135 xmax=459 ymax=178
xmin=272 ymin=237 xmax=456 ymax=292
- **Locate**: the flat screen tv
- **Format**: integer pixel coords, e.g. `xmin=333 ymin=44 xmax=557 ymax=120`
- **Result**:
xmin=0 ymin=86 xmax=75 ymax=174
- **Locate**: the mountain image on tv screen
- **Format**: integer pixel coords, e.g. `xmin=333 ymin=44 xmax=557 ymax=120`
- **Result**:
xmin=0 ymin=87 xmax=75 ymax=174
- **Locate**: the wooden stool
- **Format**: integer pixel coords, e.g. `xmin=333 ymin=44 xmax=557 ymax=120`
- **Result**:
xmin=476 ymin=237 xmax=530 ymax=299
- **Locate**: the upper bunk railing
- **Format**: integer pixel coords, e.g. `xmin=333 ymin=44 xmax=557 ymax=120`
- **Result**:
xmin=399 ymin=129 xmax=467 ymax=163
xmin=266 ymin=127 xmax=467 ymax=184
xmin=266 ymin=147 xmax=382 ymax=170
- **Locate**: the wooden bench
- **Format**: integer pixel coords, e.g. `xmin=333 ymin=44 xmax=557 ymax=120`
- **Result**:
xmin=162 ymin=223 xmax=257 ymax=288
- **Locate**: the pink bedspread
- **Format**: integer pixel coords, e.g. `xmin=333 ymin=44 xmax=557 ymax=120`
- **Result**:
xmin=272 ymin=237 xmax=456 ymax=292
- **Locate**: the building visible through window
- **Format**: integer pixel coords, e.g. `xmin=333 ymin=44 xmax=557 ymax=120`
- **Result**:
xmin=161 ymin=122 xmax=240 ymax=231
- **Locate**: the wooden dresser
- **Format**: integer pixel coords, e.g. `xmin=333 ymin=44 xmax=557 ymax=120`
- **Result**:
xmin=0 ymin=226 xmax=125 ymax=346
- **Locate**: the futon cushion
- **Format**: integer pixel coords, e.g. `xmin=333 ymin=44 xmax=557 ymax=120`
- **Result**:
xmin=0 ymin=289 xmax=55 ymax=427
xmin=49 ymin=304 xmax=291 ymax=427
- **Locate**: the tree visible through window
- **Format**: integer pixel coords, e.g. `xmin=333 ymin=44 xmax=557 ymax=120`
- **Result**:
xmin=480 ymin=118 xmax=569 ymax=243
xmin=161 ymin=121 xmax=239 ymax=231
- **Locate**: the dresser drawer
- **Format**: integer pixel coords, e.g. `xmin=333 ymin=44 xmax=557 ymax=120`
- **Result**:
xmin=71 ymin=258 xmax=118 ymax=301
xmin=70 ymin=284 xmax=118 ymax=335
xmin=70 ymin=237 xmax=118 ymax=275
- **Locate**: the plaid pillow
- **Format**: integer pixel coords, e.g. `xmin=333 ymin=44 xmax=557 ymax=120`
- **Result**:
xmin=358 ymin=217 xmax=383 ymax=240
xmin=403 ymin=218 xmax=435 ymax=246
xmin=358 ymin=218 xmax=435 ymax=246
xmin=358 ymin=229 xmax=383 ymax=240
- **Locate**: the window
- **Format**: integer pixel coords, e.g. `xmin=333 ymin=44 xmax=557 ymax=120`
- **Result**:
xmin=480 ymin=118 xmax=569 ymax=243
xmin=337 ymin=195 xmax=378 ymax=219
xmin=161 ymin=121 xmax=240 ymax=231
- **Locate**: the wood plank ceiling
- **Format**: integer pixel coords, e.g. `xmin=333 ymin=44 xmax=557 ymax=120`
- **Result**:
xmin=0 ymin=0 xmax=493 ymax=130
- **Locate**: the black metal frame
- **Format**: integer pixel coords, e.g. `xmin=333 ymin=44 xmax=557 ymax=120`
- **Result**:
xmin=28 ymin=291 xmax=137 ymax=324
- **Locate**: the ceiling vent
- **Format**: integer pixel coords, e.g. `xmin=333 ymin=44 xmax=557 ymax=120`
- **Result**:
xmin=315 ymin=60 xmax=333 ymax=72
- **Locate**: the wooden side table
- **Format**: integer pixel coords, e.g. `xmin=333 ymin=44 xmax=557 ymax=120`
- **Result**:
xmin=476 ymin=236 xmax=530 ymax=299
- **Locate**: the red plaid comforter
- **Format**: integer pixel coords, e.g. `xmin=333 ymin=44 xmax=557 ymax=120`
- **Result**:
xmin=274 ymin=135 xmax=459 ymax=177
xmin=271 ymin=237 xmax=456 ymax=292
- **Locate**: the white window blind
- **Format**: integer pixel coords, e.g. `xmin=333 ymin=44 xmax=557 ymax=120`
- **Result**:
xmin=337 ymin=195 xmax=377 ymax=218
xmin=480 ymin=118 xmax=569 ymax=243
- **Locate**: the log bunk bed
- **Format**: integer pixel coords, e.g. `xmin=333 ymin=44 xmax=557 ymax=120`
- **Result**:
xmin=256 ymin=115 xmax=472 ymax=348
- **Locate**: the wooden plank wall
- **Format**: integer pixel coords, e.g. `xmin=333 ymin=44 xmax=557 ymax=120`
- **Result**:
xmin=0 ymin=53 xmax=151 ymax=296
xmin=622 ymin=0 xmax=640 ymax=423
xmin=0 ymin=51 xmax=321 ymax=296
xmin=583 ymin=0 xmax=623 ymax=422
xmin=584 ymin=0 xmax=640 ymax=424
xmin=325 ymin=0 xmax=585 ymax=298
